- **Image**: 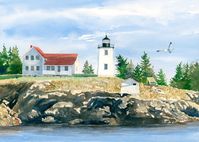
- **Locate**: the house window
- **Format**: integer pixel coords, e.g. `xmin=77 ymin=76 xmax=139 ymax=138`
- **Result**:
xmin=46 ymin=66 xmax=50 ymax=71
xmin=133 ymin=83 xmax=137 ymax=86
xmin=65 ymin=66 xmax=68 ymax=71
xmin=58 ymin=66 xmax=61 ymax=72
xmin=31 ymin=55 xmax=34 ymax=60
xmin=25 ymin=66 xmax=29 ymax=71
xmin=104 ymin=64 xmax=108 ymax=70
xmin=36 ymin=66 xmax=40 ymax=71
xmin=105 ymin=50 xmax=108 ymax=55
xmin=25 ymin=56 xmax=29 ymax=60
xmin=36 ymin=55 xmax=40 ymax=60
xmin=51 ymin=66 xmax=55 ymax=71
xmin=31 ymin=66 xmax=34 ymax=71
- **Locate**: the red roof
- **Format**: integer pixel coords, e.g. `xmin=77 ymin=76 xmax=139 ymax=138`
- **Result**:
xmin=30 ymin=45 xmax=78 ymax=65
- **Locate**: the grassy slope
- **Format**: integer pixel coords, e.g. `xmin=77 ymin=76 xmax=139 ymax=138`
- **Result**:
xmin=0 ymin=77 xmax=122 ymax=93
xmin=0 ymin=77 xmax=191 ymax=100
xmin=140 ymin=84 xmax=190 ymax=101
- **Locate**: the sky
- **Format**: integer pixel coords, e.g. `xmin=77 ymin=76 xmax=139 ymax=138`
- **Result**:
xmin=0 ymin=0 xmax=199 ymax=80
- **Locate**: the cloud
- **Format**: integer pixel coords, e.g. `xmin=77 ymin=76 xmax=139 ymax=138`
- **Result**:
xmin=1 ymin=0 xmax=199 ymax=39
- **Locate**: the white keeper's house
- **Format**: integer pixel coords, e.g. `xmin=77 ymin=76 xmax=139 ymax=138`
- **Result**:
xmin=22 ymin=45 xmax=79 ymax=76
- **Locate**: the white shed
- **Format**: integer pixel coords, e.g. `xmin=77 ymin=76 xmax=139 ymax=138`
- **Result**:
xmin=120 ymin=78 xmax=140 ymax=95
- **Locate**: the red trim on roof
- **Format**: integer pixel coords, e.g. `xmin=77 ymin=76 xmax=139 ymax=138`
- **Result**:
xmin=30 ymin=45 xmax=78 ymax=65
xmin=30 ymin=45 xmax=46 ymax=57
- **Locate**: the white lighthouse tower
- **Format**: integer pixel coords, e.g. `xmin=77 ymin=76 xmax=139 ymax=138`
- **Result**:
xmin=97 ymin=35 xmax=115 ymax=77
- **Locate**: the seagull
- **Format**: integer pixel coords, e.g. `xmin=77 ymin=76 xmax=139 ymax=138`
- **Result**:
xmin=157 ymin=42 xmax=173 ymax=53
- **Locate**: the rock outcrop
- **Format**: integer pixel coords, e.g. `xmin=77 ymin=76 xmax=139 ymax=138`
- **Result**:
xmin=1 ymin=79 xmax=199 ymax=126
xmin=0 ymin=103 xmax=21 ymax=126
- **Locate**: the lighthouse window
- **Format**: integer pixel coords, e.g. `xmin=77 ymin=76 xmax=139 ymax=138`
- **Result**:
xmin=105 ymin=50 xmax=108 ymax=55
xmin=104 ymin=64 xmax=108 ymax=70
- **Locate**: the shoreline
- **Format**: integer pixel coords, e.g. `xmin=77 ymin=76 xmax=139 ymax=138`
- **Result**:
xmin=0 ymin=77 xmax=199 ymax=127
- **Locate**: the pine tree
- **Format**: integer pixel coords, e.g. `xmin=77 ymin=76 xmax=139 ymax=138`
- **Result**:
xmin=116 ymin=55 xmax=128 ymax=79
xmin=0 ymin=45 xmax=9 ymax=74
xmin=88 ymin=65 xmax=94 ymax=75
xmin=132 ymin=64 xmax=143 ymax=82
xmin=170 ymin=63 xmax=184 ymax=88
xmin=7 ymin=46 xmax=22 ymax=74
xmin=126 ymin=59 xmax=134 ymax=78
xmin=140 ymin=52 xmax=155 ymax=83
xmin=156 ymin=69 xmax=167 ymax=86
xmin=82 ymin=60 xmax=94 ymax=75
xmin=0 ymin=53 xmax=4 ymax=74
xmin=7 ymin=47 xmax=12 ymax=64
xmin=181 ymin=64 xmax=191 ymax=90
xmin=189 ymin=62 xmax=199 ymax=91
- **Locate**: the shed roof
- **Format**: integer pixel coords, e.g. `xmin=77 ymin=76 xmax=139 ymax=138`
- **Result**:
xmin=147 ymin=77 xmax=156 ymax=83
xmin=122 ymin=78 xmax=138 ymax=85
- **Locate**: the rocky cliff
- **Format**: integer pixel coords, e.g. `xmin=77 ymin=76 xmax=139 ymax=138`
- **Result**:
xmin=1 ymin=78 xmax=199 ymax=126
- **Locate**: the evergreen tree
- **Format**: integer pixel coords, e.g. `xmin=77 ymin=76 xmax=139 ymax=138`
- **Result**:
xmin=181 ymin=63 xmax=191 ymax=90
xmin=7 ymin=46 xmax=22 ymax=74
xmin=88 ymin=65 xmax=94 ymax=74
xmin=170 ymin=63 xmax=184 ymax=88
xmin=190 ymin=62 xmax=199 ymax=91
xmin=126 ymin=59 xmax=134 ymax=78
xmin=170 ymin=62 xmax=199 ymax=91
xmin=0 ymin=45 xmax=9 ymax=74
xmin=132 ymin=64 xmax=143 ymax=82
xmin=140 ymin=52 xmax=155 ymax=83
xmin=156 ymin=69 xmax=167 ymax=86
xmin=7 ymin=47 xmax=12 ymax=64
xmin=82 ymin=60 xmax=94 ymax=75
xmin=116 ymin=55 xmax=128 ymax=79
xmin=0 ymin=53 xmax=4 ymax=74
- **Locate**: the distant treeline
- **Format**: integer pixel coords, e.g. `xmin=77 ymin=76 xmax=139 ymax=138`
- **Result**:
xmin=170 ymin=62 xmax=199 ymax=91
xmin=0 ymin=45 xmax=22 ymax=74
xmin=116 ymin=53 xmax=199 ymax=91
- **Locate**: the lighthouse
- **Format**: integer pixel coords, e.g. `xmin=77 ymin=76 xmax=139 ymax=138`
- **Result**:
xmin=97 ymin=35 xmax=115 ymax=77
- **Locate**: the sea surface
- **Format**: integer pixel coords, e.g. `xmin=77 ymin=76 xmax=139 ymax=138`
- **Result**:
xmin=0 ymin=123 xmax=199 ymax=142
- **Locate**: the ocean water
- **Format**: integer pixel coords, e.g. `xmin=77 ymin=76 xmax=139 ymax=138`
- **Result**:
xmin=0 ymin=123 xmax=199 ymax=142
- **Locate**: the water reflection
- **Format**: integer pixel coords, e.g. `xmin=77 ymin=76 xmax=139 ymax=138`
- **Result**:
xmin=0 ymin=123 xmax=198 ymax=142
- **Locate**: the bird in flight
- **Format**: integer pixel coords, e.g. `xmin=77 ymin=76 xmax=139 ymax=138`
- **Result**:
xmin=157 ymin=42 xmax=173 ymax=53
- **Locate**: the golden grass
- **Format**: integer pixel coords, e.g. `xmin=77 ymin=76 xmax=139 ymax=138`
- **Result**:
xmin=45 ymin=77 xmax=122 ymax=93
xmin=0 ymin=76 xmax=193 ymax=101
xmin=0 ymin=77 xmax=122 ymax=93
xmin=140 ymin=84 xmax=190 ymax=100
